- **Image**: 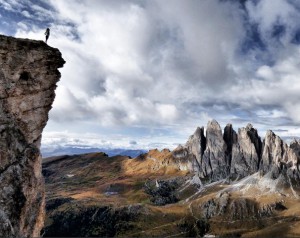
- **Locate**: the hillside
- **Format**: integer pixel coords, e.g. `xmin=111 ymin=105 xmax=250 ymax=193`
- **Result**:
xmin=42 ymin=151 xmax=198 ymax=237
xmin=42 ymin=119 xmax=300 ymax=238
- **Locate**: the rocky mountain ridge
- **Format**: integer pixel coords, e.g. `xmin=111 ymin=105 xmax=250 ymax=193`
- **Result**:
xmin=43 ymin=146 xmax=300 ymax=237
xmin=40 ymin=121 xmax=300 ymax=237
xmin=173 ymin=120 xmax=300 ymax=183
xmin=0 ymin=35 xmax=64 ymax=237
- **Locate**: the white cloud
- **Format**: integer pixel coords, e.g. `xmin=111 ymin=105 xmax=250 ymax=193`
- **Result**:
xmin=40 ymin=0 xmax=245 ymax=127
xmin=31 ymin=4 xmax=54 ymax=21
xmin=256 ymin=65 xmax=274 ymax=80
xmin=17 ymin=22 xmax=29 ymax=31
xmin=21 ymin=10 xmax=31 ymax=18
xmin=0 ymin=0 xmax=22 ymax=11
xmin=10 ymin=0 xmax=300 ymax=150
xmin=42 ymin=130 xmax=180 ymax=151
xmin=246 ymin=0 xmax=298 ymax=32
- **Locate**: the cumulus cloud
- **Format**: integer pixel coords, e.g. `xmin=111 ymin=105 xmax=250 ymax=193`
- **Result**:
xmin=0 ymin=0 xmax=23 ymax=11
xmin=38 ymin=0 xmax=246 ymax=127
xmin=42 ymin=130 xmax=180 ymax=151
xmin=5 ymin=0 xmax=300 ymax=149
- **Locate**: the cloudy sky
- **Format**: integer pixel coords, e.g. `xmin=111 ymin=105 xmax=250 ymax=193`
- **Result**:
xmin=1 ymin=0 xmax=300 ymax=151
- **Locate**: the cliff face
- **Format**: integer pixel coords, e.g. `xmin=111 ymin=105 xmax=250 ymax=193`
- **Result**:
xmin=0 ymin=35 xmax=64 ymax=237
xmin=202 ymin=120 xmax=228 ymax=180
xmin=174 ymin=120 xmax=300 ymax=183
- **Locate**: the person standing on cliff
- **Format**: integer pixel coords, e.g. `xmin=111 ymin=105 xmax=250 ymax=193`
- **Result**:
xmin=45 ymin=28 xmax=50 ymax=44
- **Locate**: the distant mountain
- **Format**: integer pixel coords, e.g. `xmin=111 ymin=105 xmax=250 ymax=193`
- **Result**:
xmin=41 ymin=146 xmax=147 ymax=158
xmin=42 ymin=120 xmax=300 ymax=237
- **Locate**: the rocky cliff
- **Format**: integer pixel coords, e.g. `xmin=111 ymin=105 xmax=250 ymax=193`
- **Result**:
xmin=0 ymin=35 xmax=64 ymax=237
xmin=174 ymin=119 xmax=300 ymax=183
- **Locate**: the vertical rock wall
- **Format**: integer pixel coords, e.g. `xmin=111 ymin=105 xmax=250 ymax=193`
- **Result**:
xmin=231 ymin=124 xmax=262 ymax=178
xmin=174 ymin=119 xmax=300 ymax=182
xmin=0 ymin=35 xmax=64 ymax=237
xmin=185 ymin=127 xmax=206 ymax=175
xmin=202 ymin=120 xmax=228 ymax=180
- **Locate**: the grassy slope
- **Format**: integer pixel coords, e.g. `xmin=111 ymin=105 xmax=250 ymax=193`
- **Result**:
xmin=43 ymin=151 xmax=300 ymax=237
xmin=43 ymin=151 xmax=195 ymax=237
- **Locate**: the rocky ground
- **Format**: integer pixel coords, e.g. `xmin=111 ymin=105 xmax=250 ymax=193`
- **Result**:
xmin=43 ymin=147 xmax=300 ymax=237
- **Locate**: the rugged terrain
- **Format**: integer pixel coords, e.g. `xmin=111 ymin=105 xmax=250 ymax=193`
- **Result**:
xmin=43 ymin=121 xmax=300 ymax=237
xmin=0 ymin=35 xmax=64 ymax=237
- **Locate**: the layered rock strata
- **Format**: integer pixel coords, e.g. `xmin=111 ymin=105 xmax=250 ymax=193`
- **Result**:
xmin=0 ymin=35 xmax=64 ymax=237
xmin=173 ymin=120 xmax=300 ymax=182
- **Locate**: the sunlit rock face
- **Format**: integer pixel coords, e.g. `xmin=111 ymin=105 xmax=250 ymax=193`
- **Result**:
xmin=231 ymin=124 xmax=262 ymax=179
xmin=202 ymin=120 xmax=228 ymax=181
xmin=0 ymin=35 xmax=64 ymax=237
xmin=175 ymin=120 xmax=300 ymax=182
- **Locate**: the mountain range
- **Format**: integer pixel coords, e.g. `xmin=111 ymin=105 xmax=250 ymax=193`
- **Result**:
xmin=174 ymin=119 xmax=300 ymax=183
xmin=43 ymin=120 xmax=300 ymax=237
xmin=41 ymin=146 xmax=147 ymax=158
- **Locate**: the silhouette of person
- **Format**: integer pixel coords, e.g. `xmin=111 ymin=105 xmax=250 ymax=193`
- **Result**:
xmin=45 ymin=28 xmax=50 ymax=43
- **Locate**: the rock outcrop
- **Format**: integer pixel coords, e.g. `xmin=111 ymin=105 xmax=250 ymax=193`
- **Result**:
xmin=174 ymin=119 xmax=300 ymax=183
xmin=202 ymin=120 xmax=228 ymax=180
xmin=0 ymin=35 xmax=64 ymax=237
xmin=198 ymin=192 xmax=274 ymax=220
xmin=231 ymin=124 xmax=262 ymax=178
xmin=261 ymin=130 xmax=287 ymax=173
xmin=185 ymin=127 xmax=206 ymax=174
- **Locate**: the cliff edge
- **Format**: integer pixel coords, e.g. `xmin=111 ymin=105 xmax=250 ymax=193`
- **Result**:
xmin=0 ymin=35 xmax=65 ymax=237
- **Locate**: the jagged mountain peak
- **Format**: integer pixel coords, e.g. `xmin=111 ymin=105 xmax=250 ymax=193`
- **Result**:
xmin=193 ymin=126 xmax=204 ymax=138
xmin=175 ymin=119 xmax=300 ymax=183
xmin=265 ymin=129 xmax=275 ymax=136
xmin=42 ymin=119 xmax=300 ymax=237
xmin=206 ymin=119 xmax=222 ymax=133
xmin=290 ymin=138 xmax=300 ymax=148
xmin=246 ymin=123 xmax=254 ymax=130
